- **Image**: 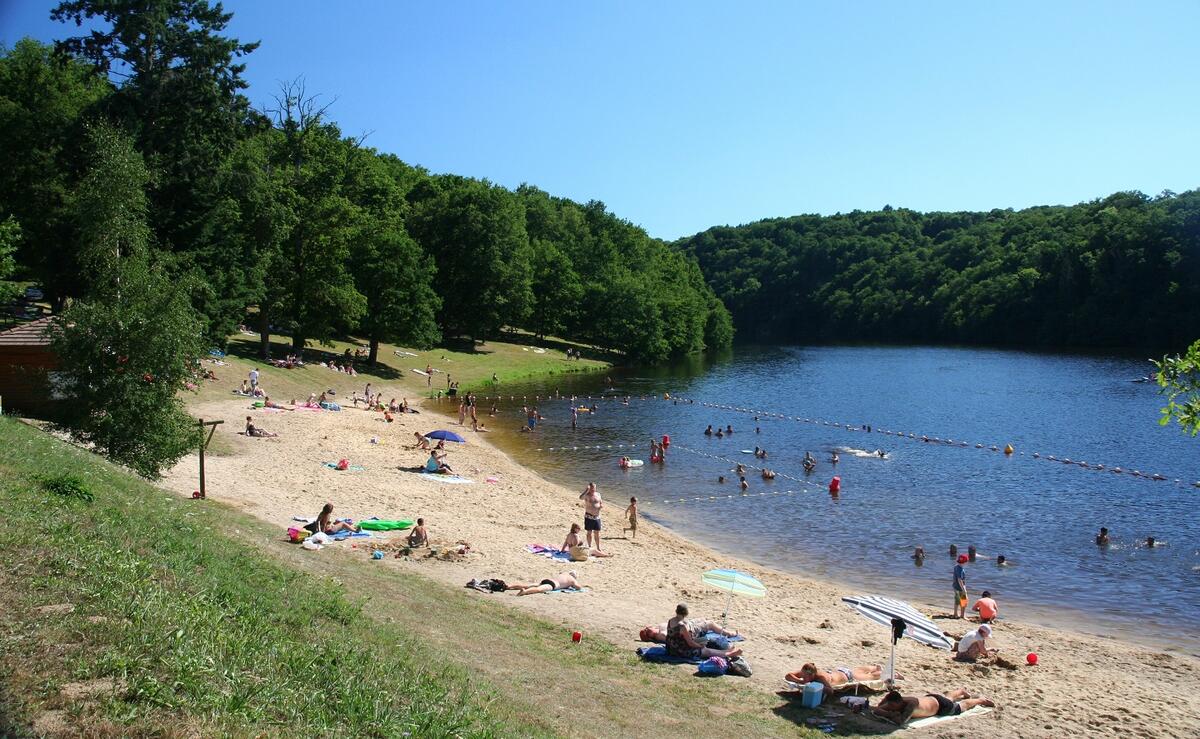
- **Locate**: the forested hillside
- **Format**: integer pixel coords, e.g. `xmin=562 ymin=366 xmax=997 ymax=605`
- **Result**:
xmin=677 ymin=191 xmax=1200 ymax=352
xmin=0 ymin=5 xmax=731 ymax=364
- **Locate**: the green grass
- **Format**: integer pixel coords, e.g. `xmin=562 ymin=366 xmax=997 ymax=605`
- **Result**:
xmin=0 ymin=417 xmax=826 ymax=738
xmin=193 ymin=332 xmax=609 ymax=408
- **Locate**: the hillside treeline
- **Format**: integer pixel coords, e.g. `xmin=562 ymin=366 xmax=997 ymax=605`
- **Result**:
xmin=0 ymin=3 xmax=731 ymax=363
xmin=677 ymin=191 xmax=1200 ymax=351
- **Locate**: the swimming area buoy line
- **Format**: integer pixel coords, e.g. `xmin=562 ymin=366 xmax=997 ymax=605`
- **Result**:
xmin=435 ymin=392 xmax=1199 ymax=489
xmin=670 ymin=396 xmax=1197 ymax=489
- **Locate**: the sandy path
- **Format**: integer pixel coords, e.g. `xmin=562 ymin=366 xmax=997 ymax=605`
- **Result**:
xmin=163 ymin=398 xmax=1200 ymax=738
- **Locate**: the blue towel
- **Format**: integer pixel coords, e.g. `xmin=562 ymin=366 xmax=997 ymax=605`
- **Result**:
xmin=331 ymin=530 xmax=373 ymax=541
xmin=636 ymin=646 xmax=703 ymax=665
xmin=546 ymin=586 xmax=588 ymax=594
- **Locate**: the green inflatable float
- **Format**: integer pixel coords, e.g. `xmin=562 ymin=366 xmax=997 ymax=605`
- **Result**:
xmin=357 ymin=519 xmax=414 ymax=531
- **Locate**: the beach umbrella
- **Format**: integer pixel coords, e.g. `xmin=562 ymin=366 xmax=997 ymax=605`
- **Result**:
xmin=701 ymin=569 xmax=766 ymax=627
xmin=425 ymin=430 xmax=466 ymax=443
xmin=841 ymin=594 xmax=954 ymax=684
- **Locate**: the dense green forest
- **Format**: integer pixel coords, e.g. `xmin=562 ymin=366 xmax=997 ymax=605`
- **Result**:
xmin=677 ymin=191 xmax=1200 ymax=352
xmin=0 ymin=2 xmax=732 ymax=364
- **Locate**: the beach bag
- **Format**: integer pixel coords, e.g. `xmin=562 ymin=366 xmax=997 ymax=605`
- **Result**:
xmin=287 ymin=527 xmax=310 ymax=543
xmin=726 ymin=656 xmax=753 ymax=677
xmin=698 ymin=656 xmax=728 ymax=675
xmin=568 ymin=545 xmax=590 ymax=562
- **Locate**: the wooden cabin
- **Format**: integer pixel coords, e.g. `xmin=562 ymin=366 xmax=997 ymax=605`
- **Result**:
xmin=0 ymin=317 xmax=59 ymax=417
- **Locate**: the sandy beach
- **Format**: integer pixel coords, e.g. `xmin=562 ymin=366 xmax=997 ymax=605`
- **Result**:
xmin=163 ymin=396 xmax=1200 ymax=738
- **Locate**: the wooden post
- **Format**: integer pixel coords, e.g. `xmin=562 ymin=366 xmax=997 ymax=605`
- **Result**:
xmin=197 ymin=418 xmax=224 ymax=499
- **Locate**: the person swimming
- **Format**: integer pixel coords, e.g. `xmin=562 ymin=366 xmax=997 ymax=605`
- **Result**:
xmin=1096 ymin=527 xmax=1110 ymax=546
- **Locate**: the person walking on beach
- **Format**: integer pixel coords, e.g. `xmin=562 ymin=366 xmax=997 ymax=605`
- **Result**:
xmin=579 ymin=482 xmax=605 ymax=553
xmin=624 ymin=496 xmax=639 ymax=540
xmin=249 ymin=367 xmax=259 ymax=392
xmin=952 ymin=554 xmax=969 ymax=618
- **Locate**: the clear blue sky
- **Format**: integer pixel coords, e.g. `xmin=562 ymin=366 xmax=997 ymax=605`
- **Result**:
xmin=3 ymin=1 xmax=1198 ymax=239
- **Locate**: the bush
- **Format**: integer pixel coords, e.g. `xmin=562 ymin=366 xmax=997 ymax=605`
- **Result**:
xmin=38 ymin=473 xmax=94 ymax=502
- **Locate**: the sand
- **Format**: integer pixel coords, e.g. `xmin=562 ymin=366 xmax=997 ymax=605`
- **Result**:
xmin=163 ymin=397 xmax=1200 ymax=738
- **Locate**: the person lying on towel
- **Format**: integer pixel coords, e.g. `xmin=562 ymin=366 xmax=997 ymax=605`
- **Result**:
xmin=785 ymin=663 xmax=889 ymax=694
xmin=504 ymin=570 xmax=581 ymax=596
xmin=872 ymin=689 xmax=994 ymax=725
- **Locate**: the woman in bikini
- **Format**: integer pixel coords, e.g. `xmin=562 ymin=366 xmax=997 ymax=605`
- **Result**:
xmin=664 ymin=603 xmax=743 ymax=661
xmin=785 ymin=663 xmax=887 ymax=694
xmin=303 ymin=503 xmax=360 ymax=535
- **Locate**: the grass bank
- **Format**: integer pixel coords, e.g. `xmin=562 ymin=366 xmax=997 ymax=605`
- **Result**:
xmin=0 ymin=418 xmax=822 ymax=738
xmin=193 ymin=333 xmax=609 ymax=408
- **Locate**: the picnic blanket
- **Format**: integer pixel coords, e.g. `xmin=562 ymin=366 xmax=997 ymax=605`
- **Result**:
xmin=636 ymin=646 xmax=703 ymax=665
xmin=421 ymin=473 xmax=473 ymax=484
xmin=525 ymin=544 xmax=572 ymax=561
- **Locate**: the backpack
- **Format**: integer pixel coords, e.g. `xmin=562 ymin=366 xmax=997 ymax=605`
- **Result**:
xmin=726 ymin=656 xmax=753 ymax=677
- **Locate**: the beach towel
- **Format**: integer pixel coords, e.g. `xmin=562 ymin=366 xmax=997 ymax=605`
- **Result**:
xmin=547 ymin=586 xmax=588 ymax=594
xmin=420 ymin=473 xmax=473 ymax=484
xmin=319 ymin=401 xmax=342 ymax=411
xmin=324 ymin=462 xmax=365 ymax=471
xmin=524 ymin=544 xmax=572 ymax=561
xmin=784 ymin=678 xmax=892 ymax=694
xmin=896 ymin=706 xmax=993 ymax=730
xmin=331 ymin=530 xmax=372 ymax=541
xmin=636 ymin=646 xmax=704 ymax=665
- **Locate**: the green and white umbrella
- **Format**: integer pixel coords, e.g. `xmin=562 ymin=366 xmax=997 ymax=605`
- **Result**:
xmin=701 ymin=569 xmax=766 ymax=626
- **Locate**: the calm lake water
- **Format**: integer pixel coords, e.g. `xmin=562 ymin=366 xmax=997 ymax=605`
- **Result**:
xmin=452 ymin=345 xmax=1199 ymax=653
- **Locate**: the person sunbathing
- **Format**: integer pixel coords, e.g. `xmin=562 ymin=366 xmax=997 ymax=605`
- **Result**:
xmin=244 ymin=415 xmax=278 ymax=437
xmin=303 ymin=503 xmax=360 ymax=535
xmin=425 ymin=450 xmax=453 ymax=474
xmin=262 ymin=396 xmax=291 ymax=410
xmin=665 ymin=603 xmax=743 ymax=660
xmin=785 ymin=663 xmax=887 ymax=694
xmin=872 ymin=689 xmax=994 ymax=725
xmin=505 ymin=570 xmax=581 ymax=596
xmin=639 ymin=620 xmax=737 ymax=643
xmin=562 ymin=522 xmax=612 ymax=560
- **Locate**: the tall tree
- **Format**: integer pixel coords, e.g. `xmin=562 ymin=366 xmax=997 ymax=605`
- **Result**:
xmin=409 ymin=179 xmax=533 ymax=341
xmin=0 ymin=217 xmax=20 ymax=303
xmin=0 ymin=39 xmax=111 ymax=308
xmin=50 ymin=122 xmax=203 ymax=478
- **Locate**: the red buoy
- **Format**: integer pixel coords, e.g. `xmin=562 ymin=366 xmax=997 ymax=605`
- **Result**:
xmin=662 ymin=434 xmax=671 ymax=448
xmin=829 ymin=476 xmax=841 ymax=494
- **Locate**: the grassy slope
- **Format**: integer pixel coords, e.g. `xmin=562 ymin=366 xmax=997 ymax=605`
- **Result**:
xmin=0 ymin=419 xmax=825 ymax=738
xmin=193 ymin=333 xmax=609 ymax=411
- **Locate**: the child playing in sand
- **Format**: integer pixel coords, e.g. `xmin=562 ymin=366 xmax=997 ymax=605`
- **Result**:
xmin=407 ymin=518 xmax=428 ymax=547
xmin=624 ymin=496 xmax=639 ymax=540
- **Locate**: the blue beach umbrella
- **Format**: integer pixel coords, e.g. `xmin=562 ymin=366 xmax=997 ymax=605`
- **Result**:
xmin=425 ymin=430 xmax=466 ymax=443
xmin=702 ymin=569 xmax=767 ymax=627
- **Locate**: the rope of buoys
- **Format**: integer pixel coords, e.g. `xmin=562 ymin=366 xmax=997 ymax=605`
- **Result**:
xmin=671 ymin=444 xmax=824 ymax=490
xmin=672 ymin=396 xmax=1193 ymax=488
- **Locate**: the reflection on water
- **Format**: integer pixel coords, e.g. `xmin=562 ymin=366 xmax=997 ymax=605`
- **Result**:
xmin=449 ymin=345 xmax=1199 ymax=653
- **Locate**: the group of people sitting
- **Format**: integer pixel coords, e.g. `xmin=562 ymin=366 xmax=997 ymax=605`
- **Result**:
xmin=270 ymin=353 xmax=304 ymax=369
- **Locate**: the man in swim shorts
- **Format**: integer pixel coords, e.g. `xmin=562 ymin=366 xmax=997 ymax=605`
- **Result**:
xmin=872 ymin=689 xmax=994 ymax=725
xmin=506 ymin=570 xmax=580 ymax=596
xmin=579 ymin=482 xmax=606 ymax=553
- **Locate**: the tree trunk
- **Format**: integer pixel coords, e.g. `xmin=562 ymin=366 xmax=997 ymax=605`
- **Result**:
xmin=258 ymin=309 xmax=271 ymax=360
xmin=368 ymin=337 xmax=379 ymax=366
xmin=292 ymin=333 xmax=305 ymax=353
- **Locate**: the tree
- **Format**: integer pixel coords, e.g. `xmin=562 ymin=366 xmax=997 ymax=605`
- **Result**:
xmin=49 ymin=122 xmax=203 ymax=478
xmin=352 ymin=229 xmax=442 ymax=363
xmin=1156 ymin=340 xmax=1200 ymax=436
xmin=409 ymin=179 xmax=533 ymax=340
xmin=0 ymin=217 xmax=19 ymax=302
xmin=0 ymin=38 xmax=111 ymax=308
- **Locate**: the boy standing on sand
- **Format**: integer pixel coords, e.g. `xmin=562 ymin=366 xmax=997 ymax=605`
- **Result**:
xmin=952 ymin=554 xmax=968 ymax=618
xmin=624 ymin=496 xmax=639 ymax=540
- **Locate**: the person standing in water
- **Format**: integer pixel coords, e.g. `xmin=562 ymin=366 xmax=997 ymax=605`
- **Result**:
xmin=952 ymin=554 xmax=969 ymax=619
xmin=1096 ymin=527 xmax=1110 ymax=546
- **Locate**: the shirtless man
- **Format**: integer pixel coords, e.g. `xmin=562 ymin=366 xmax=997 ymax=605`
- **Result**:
xmin=785 ymin=663 xmax=887 ymax=695
xmin=872 ymin=689 xmax=994 ymax=725
xmin=506 ymin=570 xmax=580 ymax=596
xmin=562 ymin=522 xmax=612 ymax=559
xmin=407 ymin=518 xmax=429 ymax=547
xmin=579 ymin=482 xmax=605 ymax=553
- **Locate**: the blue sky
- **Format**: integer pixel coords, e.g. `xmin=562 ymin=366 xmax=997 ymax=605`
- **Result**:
xmin=3 ymin=1 xmax=1198 ymax=239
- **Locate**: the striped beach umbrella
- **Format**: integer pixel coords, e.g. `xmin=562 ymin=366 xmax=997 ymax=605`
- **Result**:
xmin=841 ymin=594 xmax=954 ymax=684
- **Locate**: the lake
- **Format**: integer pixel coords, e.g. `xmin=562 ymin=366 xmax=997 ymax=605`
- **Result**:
xmin=450 ymin=345 xmax=1199 ymax=653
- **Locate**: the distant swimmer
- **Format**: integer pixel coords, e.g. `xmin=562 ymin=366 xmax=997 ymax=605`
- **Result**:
xmin=739 ymin=476 xmax=749 ymax=492
xmin=725 ymin=424 xmax=734 ymax=434
xmin=1096 ymin=527 xmax=1110 ymax=546
xmin=913 ymin=546 xmax=925 ymax=564
xmin=1146 ymin=537 xmax=1160 ymax=548
xmin=704 ymin=425 xmax=713 ymax=436
xmin=831 ymin=452 xmax=840 ymax=464
xmin=996 ymin=555 xmax=1009 ymax=567
xmin=761 ymin=468 xmax=776 ymax=480
xmin=876 ymin=450 xmax=887 ymax=458
xmin=718 ymin=475 xmax=726 ymax=484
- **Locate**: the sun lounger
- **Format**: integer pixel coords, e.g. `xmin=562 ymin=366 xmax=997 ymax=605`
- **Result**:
xmin=784 ymin=678 xmax=895 ymax=694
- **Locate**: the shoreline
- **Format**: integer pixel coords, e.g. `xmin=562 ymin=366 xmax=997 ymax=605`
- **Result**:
xmin=163 ymin=395 xmax=1200 ymax=738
